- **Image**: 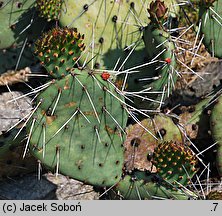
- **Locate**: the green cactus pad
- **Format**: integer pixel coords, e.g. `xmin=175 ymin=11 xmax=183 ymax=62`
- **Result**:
xmin=210 ymin=95 xmax=222 ymax=176
xmin=152 ymin=141 xmax=198 ymax=186
xmin=0 ymin=0 xmax=49 ymax=49
xmin=27 ymin=69 xmax=128 ymax=187
xmin=142 ymin=24 xmax=177 ymax=109
xmin=36 ymin=0 xmax=63 ymax=21
xmin=34 ymin=27 xmax=85 ymax=78
xmin=0 ymin=0 xmax=51 ymax=74
xmin=0 ymin=0 xmax=34 ymax=49
xmin=110 ymin=170 xmax=193 ymax=199
xmin=199 ymin=0 xmax=222 ymax=58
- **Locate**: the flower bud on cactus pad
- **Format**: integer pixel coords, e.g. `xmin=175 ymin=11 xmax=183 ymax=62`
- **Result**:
xmin=148 ymin=0 xmax=168 ymax=24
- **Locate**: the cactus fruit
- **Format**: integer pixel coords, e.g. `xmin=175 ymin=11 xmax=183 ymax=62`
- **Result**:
xmin=199 ymin=0 xmax=222 ymax=58
xmin=26 ymin=69 xmax=128 ymax=187
xmin=210 ymin=95 xmax=222 ymax=176
xmin=152 ymin=141 xmax=198 ymax=186
xmin=124 ymin=114 xmax=183 ymax=172
xmin=34 ymin=27 xmax=85 ymax=78
xmin=36 ymin=0 xmax=63 ymax=21
xmin=109 ymin=170 xmax=194 ymax=200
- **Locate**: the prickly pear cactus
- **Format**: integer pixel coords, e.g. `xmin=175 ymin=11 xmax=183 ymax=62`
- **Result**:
xmin=0 ymin=0 xmax=33 ymax=49
xmin=199 ymin=0 xmax=222 ymax=58
xmin=109 ymin=170 xmax=194 ymax=199
xmin=152 ymin=141 xmax=198 ymax=186
xmin=27 ymin=69 xmax=128 ymax=187
xmin=210 ymin=95 xmax=222 ymax=176
xmin=34 ymin=27 xmax=85 ymax=78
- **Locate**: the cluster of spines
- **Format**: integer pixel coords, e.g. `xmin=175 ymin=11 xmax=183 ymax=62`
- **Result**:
xmin=34 ymin=27 xmax=85 ymax=78
xmin=152 ymin=141 xmax=198 ymax=185
xmin=36 ymin=0 xmax=63 ymax=21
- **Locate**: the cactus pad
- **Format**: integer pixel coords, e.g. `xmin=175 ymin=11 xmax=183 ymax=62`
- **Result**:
xmin=210 ymin=95 xmax=222 ymax=176
xmin=142 ymin=24 xmax=177 ymax=109
xmin=200 ymin=0 xmax=222 ymax=58
xmin=27 ymin=69 xmax=128 ymax=187
xmin=59 ymin=0 xmax=179 ymax=70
